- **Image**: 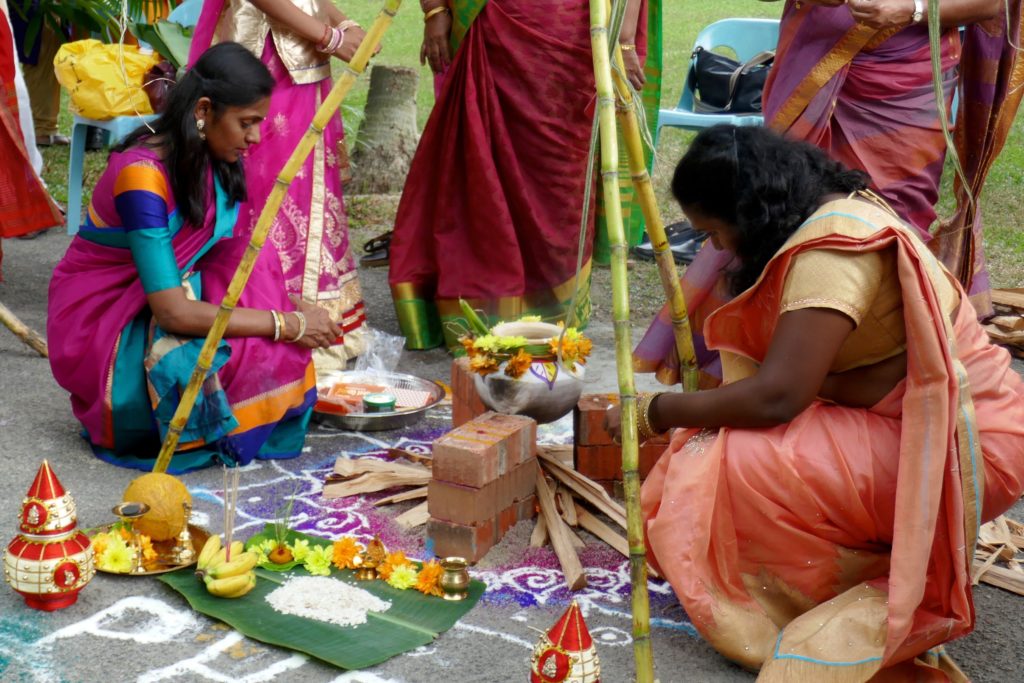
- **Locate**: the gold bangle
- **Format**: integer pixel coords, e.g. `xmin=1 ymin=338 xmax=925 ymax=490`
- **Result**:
xmin=637 ymin=392 xmax=666 ymax=442
xmin=619 ymin=43 xmax=636 ymax=52
xmin=423 ymin=6 xmax=449 ymax=21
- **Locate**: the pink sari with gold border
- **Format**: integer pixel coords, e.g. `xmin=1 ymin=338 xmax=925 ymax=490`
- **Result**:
xmin=641 ymin=201 xmax=1024 ymax=680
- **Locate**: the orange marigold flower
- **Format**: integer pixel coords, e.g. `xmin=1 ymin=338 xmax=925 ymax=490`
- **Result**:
xmin=118 ymin=527 xmax=132 ymax=542
xmin=415 ymin=560 xmax=445 ymax=597
xmin=469 ymin=355 xmax=499 ymax=376
xmin=504 ymin=349 xmax=533 ymax=379
xmin=378 ymin=550 xmax=409 ymax=580
xmin=332 ymin=537 xmax=363 ymax=570
xmin=139 ymin=534 xmax=158 ymax=569
xmin=90 ymin=533 xmax=109 ymax=558
xmin=459 ymin=336 xmax=477 ymax=358
xmin=576 ymin=336 xmax=593 ymax=360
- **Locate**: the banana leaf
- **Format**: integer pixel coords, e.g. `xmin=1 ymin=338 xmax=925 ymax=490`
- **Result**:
xmin=130 ymin=20 xmax=193 ymax=69
xmin=159 ymin=526 xmax=484 ymax=670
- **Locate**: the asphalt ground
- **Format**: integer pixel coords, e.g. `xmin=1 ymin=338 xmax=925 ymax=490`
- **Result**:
xmin=2 ymin=228 xmax=1023 ymax=683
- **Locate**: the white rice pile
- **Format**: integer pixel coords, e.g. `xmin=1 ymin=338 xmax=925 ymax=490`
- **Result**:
xmin=265 ymin=576 xmax=391 ymax=628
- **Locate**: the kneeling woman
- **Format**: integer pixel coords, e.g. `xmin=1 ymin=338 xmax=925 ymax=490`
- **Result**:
xmin=609 ymin=126 xmax=1024 ymax=680
xmin=48 ymin=43 xmax=340 ymax=473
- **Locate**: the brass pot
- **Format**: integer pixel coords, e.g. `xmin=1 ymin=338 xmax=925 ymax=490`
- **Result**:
xmin=439 ymin=557 xmax=470 ymax=601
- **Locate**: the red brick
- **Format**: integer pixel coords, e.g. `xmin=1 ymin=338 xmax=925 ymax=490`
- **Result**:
xmin=514 ymin=495 xmax=537 ymax=522
xmin=427 ymin=517 xmax=497 ymax=563
xmin=482 ymin=413 xmax=537 ymax=465
xmin=428 ymin=458 xmax=538 ymax=524
xmin=432 ymin=421 xmax=510 ymax=488
xmin=508 ymin=458 xmax=538 ymax=503
xmin=451 ymin=358 xmax=487 ymax=427
xmin=574 ymin=444 xmax=623 ymax=481
xmin=428 ymin=478 xmax=499 ymax=524
xmin=575 ymin=439 xmax=671 ymax=481
xmin=574 ymin=394 xmax=620 ymax=446
xmin=497 ymin=503 xmax=518 ymax=536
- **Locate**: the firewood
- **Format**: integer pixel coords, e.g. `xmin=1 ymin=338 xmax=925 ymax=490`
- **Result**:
xmin=574 ymin=503 xmax=661 ymax=579
xmin=535 ymin=469 xmax=587 ymax=590
xmin=538 ymin=452 xmax=627 ymax=529
xmin=989 ymin=315 xmax=1024 ymax=332
xmin=373 ymin=486 xmax=428 ymax=506
xmin=530 ymin=515 xmax=549 ymax=548
xmin=323 ymin=457 xmax=431 ymax=499
xmin=974 ymin=562 xmax=1024 ymax=596
xmin=556 ymin=486 xmax=578 ymax=526
xmin=395 ymin=501 xmax=430 ymax=529
xmin=991 ymin=288 xmax=1024 ymax=311
xmin=537 ymin=443 xmax=574 ymax=468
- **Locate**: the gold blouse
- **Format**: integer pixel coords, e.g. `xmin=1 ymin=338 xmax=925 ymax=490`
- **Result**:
xmin=779 ymin=246 xmax=960 ymax=372
xmin=215 ymin=0 xmax=332 ymax=85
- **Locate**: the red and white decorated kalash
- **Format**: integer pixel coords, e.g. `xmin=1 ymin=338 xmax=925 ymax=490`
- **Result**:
xmin=4 ymin=460 xmax=94 ymax=610
xmin=530 ymin=600 xmax=600 ymax=682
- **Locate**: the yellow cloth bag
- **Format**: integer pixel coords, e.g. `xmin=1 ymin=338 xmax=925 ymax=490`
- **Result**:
xmin=54 ymin=40 xmax=161 ymax=120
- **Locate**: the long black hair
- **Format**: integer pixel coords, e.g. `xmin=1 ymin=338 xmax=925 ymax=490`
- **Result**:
xmin=115 ymin=42 xmax=275 ymax=227
xmin=671 ymin=125 xmax=870 ymax=294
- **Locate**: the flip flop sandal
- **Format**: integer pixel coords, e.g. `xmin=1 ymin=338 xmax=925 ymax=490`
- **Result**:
xmin=360 ymin=243 xmax=390 ymax=267
xmin=362 ymin=231 xmax=392 ymax=255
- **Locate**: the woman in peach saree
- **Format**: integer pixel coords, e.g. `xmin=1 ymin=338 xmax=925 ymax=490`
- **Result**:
xmin=607 ymin=126 xmax=1024 ymax=680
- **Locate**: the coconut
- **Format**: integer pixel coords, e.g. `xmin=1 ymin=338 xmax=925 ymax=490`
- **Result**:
xmin=122 ymin=473 xmax=191 ymax=541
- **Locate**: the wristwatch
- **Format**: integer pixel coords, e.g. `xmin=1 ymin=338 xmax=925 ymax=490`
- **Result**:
xmin=912 ymin=0 xmax=925 ymax=24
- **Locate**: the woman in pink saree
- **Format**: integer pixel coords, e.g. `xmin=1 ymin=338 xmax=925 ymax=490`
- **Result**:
xmin=635 ymin=0 xmax=1022 ymax=384
xmin=189 ymin=0 xmax=376 ymax=372
xmin=608 ymin=126 xmax=1024 ymax=680
xmin=48 ymin=44 xmax=340 ymax=473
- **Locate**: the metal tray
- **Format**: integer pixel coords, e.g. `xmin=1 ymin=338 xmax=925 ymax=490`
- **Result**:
xmin=312 ymin=370 xmax=445 ymax=432
xmin=89 ymin=523 xmax=210 ymax=576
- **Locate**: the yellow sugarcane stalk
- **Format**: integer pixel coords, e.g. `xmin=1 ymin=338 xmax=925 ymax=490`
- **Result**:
xmin=589 ymin=0 xmax=655 ymax=679
xmin=152 ymin=0 xmax=402 ymax=474
xmin=610 ymin=54 xmax=698 ymax=393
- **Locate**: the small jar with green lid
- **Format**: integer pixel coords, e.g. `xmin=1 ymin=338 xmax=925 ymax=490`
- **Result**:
xmin=362 ymin=392 xmax=397 ymax=413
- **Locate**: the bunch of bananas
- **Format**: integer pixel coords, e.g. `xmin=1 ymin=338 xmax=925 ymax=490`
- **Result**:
xmin=195 ymin=535 xmax=258 ymax=598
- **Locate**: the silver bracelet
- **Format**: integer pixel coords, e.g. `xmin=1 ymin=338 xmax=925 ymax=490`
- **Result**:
xmin=288 ymin=312 xmax=307 ymax=343
xmin=271 ymin=310 xmax=281 ymax=342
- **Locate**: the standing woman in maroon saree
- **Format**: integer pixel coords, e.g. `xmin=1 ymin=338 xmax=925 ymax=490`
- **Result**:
xmin=389 ymin=0 xmax=650 ymax=350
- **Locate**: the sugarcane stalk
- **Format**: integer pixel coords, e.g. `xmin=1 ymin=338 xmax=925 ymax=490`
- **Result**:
xmin=0 ymin=300 xmax=47 ymax=357
xmin=151 ymin=0 xmax=402 ymax=474
xmin=589 ymin=0 xmax=655 ymax=679
xmin=610 ymin=54 xmax=698 ymax=393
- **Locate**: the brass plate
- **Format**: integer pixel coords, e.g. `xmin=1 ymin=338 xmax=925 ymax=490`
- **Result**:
xmin=89 ymin=523 xmax=210 ymax=576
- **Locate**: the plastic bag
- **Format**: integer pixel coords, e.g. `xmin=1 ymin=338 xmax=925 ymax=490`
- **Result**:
xmin=54 ymin=39 xmax=161 ymax=120
xmin=353 ymin=328 xmax=406 ymax=375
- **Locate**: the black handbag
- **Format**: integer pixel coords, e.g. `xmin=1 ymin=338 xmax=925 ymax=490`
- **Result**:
xmin=689 ymin=46 xmax=775 ymax=114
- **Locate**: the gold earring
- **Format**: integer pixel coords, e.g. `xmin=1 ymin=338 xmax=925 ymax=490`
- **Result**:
xmin=196 ymin=119 xmax=206 ymax=140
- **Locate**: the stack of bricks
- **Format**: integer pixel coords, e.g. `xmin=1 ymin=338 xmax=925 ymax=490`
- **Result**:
xmin=450 ymin=357 xmax=488 ymax=427
xmin=427 ymin=412 xmax=538 ymax=562
xmin=573 ymin=394 xmax=670 ymax=494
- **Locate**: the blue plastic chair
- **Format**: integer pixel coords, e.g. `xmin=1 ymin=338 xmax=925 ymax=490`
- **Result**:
xmin=66 ymin=0 xmax=202 ymax=234
xmin=657 ymin=18 xmax=780 ymax=140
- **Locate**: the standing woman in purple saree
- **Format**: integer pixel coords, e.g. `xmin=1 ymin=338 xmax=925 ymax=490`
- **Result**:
xmin=47 ymin=43 xmax=341 ymax=473
xmin=187 ymin=0 xmax=380 ymax=376
xmin=635 ymin=0 xmax=1022 ymax=386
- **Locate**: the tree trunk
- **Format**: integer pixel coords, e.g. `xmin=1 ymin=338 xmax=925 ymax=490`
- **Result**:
xmin=349 ymin=65 xmax=419 ymax=194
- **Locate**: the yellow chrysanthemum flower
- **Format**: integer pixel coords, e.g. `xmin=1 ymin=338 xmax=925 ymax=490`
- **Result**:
xmin=288 ymin=538 xmax=311 ymax=562
xmin=304 ymin=545 xmax=334 ymax=576
xmin=378 ymin=550 xmax=409 ymax=580
xmin=387 ymin=564 xmax=418 ymax=590
xmin=99 ymin=534 xmax=134 ymax=573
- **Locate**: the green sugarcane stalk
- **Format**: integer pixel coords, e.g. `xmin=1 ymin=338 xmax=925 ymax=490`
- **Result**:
xmin=610 ymin=54 xmax=698 ymax=393
xmin=589 ymin=0 xmax=655 ymax=679
xmin=152 ymin=0 xmax=403 ymax=474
